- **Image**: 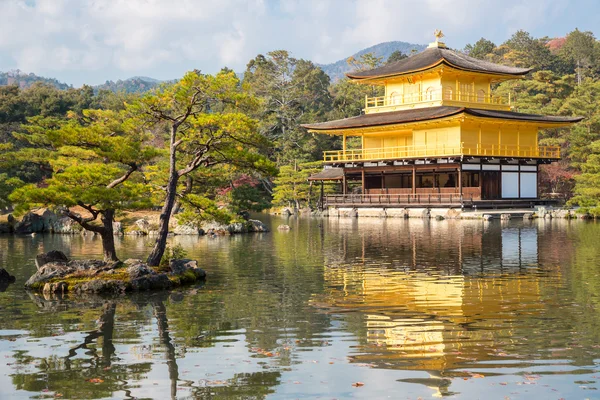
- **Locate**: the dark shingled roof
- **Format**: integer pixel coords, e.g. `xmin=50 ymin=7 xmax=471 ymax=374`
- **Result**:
xmin=347 ymin=47 xmax=531 ymax=80
xmin=301 ymin=106 xmax=583 ymax=131
xmin=308 ymin=168 xmax=344 ymax=181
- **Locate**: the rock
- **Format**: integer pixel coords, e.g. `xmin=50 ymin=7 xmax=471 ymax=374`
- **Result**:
xmin=201 ymin=221 xmax=229 ymax=235
xmin=282 ymin=208 xmax=292 ymax=216
xmin=134 ymin=219 xmax=150 ymax=234
xmin=50 ymin=216 xmax=80 ymax=234
xmin=127 ymin=263 xmax=154 ymax=279
xmin=544 ymin=213 xmax=552 ymax=220
xmin=0 ymin=268 xmax=16 ymax=284
xmin=192 ymin=267 xmax=207 ymax=280
xmin=277 ymin=224 xmax=291 ymax=231
xmin=73 ymin=279 xmax=127 ymax=294
xmin=523 ymin=213 xmax=534 ymax=220
xmin=0 ymin=222 xmax=12 ymax=233
xmin=435 ymin=215 xmax=445 ymax=221
xmin=445 ymin=209 xmax=460 ymax=219
xmin=43 ymin=281 xmax=68 ymax=295
xmin=421 ymin=209 xmax=431 ymax=219
xmin=238 ymin=210 xmax=250 ymax=221
xmin=578 ymin=213 xmax=592 ymax=220
xmin=173 ymin=223 xmax=203 ymax=235
xmin=130 ymin=273 xmax=172 ymax=291
xmin=7 ymin=214 xmax=15 ymax=225
xmin=227 ymin=222 xmax=249 ymax=234
xmin=482 ymin=214 xmax=493 ymax=221
xmin=554 ymin=209 xmax=572 ymax=219
xmin=248 ymin=219 xmax=269 ymax=232
xmin=25 ymin=258 xmax=105 ymax=288
xmin=35 ymin=250 xmax=69 ymax=270
xmin=14 ymin=212 xmax=46 ymax=234
xmin=169 ymin=259 xmax=198 ymax=275
xmin=500 ymin=214 xmax=511 ymax=220
xmin=112 ymin=221 xmax=123 ymax=235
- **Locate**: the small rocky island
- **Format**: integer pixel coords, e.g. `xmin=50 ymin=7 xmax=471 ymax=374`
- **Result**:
xmin=26 ymin=250 xmax=206 ymax=295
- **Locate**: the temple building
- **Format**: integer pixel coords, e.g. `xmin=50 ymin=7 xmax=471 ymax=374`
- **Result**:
xmin=303 ymin=32 xmax=583 ymax=209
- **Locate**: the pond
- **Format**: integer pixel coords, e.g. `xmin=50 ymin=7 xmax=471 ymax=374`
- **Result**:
xmin=0 ymin=215 xmax=599 ymax=399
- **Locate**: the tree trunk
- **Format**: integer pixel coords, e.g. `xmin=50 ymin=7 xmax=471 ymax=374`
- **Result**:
xmin=100 ymin=209 xmax=118 ymax=263
xmin=147 ymin=125 xmax=179 ymax=267
xmin=171 ymin=175 xmax=193 ymax=216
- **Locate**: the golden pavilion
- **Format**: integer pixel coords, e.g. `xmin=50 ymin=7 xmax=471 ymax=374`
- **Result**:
xmin=303 ymin=32 xmax=583 ymax=208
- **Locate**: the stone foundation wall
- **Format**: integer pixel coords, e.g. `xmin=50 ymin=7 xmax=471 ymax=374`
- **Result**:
xmin=316 ymin=206 xmax=590 ymax=220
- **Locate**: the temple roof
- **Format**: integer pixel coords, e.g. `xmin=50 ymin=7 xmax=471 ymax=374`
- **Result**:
xmin=301 ymin=106 xmax=583 ymax=131
xmin=346 ymin=47 xmax=531 ymax=80
xmin=308 ymin=167 xmax=344 ymax=181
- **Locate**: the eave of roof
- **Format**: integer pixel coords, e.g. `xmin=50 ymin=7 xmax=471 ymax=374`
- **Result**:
xmin=346 ymin=47 xmax=532 ymax=80
xmin=301 ymin=106 xmax=584 ymax=132
xmin=308 ymin=168 xmax=344 ymax=181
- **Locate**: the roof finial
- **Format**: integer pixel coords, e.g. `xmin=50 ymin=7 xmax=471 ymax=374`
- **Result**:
xmin=429 ymin=30 xmax=447 ymax=49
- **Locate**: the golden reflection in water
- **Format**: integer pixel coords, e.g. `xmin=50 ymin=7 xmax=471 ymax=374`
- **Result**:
xmin=313 ymin=219 xmax=556 ymax=397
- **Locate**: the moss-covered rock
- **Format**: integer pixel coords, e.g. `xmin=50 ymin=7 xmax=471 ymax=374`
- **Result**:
xmin=26 ymin=251 xmax=206 ymax=295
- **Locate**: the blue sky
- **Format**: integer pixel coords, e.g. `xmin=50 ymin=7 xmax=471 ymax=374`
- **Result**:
xmin=1 ymin=0 xmax=599 ymax=87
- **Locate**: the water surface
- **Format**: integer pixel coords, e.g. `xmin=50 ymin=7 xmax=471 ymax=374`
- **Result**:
xmin=0 ymin=216 xmax=599 ymax=399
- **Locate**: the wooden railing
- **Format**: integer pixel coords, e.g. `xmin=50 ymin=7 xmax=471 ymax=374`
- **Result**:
xmin=323 ymin=143 xmax=560 ymax=162
xmin=325 ymin=193 xmax=474 ymax=206
xmin=365 ymin=89 xmax=510 ymax=110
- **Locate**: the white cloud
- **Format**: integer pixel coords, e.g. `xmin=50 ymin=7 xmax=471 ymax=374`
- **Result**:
xmin=0 ymin=0 xmax=594 ymax=86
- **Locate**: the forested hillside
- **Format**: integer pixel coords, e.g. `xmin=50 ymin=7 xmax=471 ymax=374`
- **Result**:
xmin=317 ymin=40 xmax=426 ymax=81
xmin=0 ymin=29 xmax=599 ymax=217
xmin=0 ymin=71 xmax=71 ymax=90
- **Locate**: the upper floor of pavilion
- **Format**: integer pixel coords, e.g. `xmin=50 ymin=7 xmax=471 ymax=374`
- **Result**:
xmin=350 ymin=31 xmax=530 ymax=114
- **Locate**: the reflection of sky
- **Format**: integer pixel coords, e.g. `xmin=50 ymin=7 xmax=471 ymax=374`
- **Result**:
xmin=502 ymin=228 xmax=539 ymax=267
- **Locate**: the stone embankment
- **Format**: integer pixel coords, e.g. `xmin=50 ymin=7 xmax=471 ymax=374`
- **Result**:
xmin=0 ymin=209 xmax=269 ymax=236
xmin=309 ymin=206 xmax=592 ymax=221
xmin=26 ymin=250 xmax=206 ymax=295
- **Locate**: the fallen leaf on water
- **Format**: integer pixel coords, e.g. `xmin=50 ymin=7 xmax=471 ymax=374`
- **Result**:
xmin=87 ymin=378 xmax=104 ymax=384
xmin=54 ymin=394 xmax=63 ymax=398
xmin=352 ymin=382 xmax=365 ymax=387
xmin=471 ymin=373 xmax=485 ymax=378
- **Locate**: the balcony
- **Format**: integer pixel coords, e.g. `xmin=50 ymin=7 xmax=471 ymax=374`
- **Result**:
xmin=365 ymin=89 xmax=511 ymax=113
xmin=323 ymin=143 xmax=560 ymax=163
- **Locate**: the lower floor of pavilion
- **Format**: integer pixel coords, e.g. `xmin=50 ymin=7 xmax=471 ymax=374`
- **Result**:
xmin=310 ymin=158 xmax=553 ymax=208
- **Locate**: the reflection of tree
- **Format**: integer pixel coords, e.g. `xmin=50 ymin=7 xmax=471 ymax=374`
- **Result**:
xmin=191 ymin=371 xmax=281 ymax=399
xmin=65 ymin=302 xmax=116 ymax=369
xmin=151 ymin=299 xmax=179 ymax=400
xmin=10 ymin=300 xmax=152 ymax=399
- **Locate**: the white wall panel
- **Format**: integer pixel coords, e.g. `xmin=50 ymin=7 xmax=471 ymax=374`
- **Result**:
xmin=520 ymin=173 xmax=537 ymax=198
xmin=502 ymin=172 xmax=519 ymax=198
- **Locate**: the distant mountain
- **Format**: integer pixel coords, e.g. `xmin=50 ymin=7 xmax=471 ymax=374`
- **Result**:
xmin=0 ymin=70 xmax=71 ymax=90
xmin=93 ymin=76 xmax=166 ymax=93
xmin=317 ymin=41 xmax=427 ymax=82
xmin=1 ymin=41 xmax=428 ymax=92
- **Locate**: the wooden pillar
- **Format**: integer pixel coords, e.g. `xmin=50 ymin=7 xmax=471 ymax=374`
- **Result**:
xmin=412 ymin=164 xmax=416 ymax=195
xmin=320 ymin=181 xmax=324 ymax=210
xmin=361 ymin=169 xmax=365 ymax=195
xmin=381 ymin=172 xmax=384 ymax=190
xmin=458 ymin=164 xmax=463 ymax=206
xmin=342 ymin=174 xmax=347 ymax=195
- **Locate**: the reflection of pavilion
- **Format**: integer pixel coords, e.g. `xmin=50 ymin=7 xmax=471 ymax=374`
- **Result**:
xmin=316 ymin=220 xmax=547 ymax=397
xmin=322 ymin=218 xmax=540 ymax=274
